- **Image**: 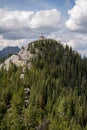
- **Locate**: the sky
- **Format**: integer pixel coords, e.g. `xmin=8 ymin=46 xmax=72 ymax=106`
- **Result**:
xmin=0 ymin=0 xmax=87 ymax=56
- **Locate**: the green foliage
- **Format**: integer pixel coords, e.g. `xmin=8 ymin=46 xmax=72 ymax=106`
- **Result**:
xmin=0 ymin=39 xmax=87 ymax=129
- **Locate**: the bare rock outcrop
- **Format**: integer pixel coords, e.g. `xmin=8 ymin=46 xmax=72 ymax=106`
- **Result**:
xmin=0 ymin=44 xmax=37 ymax=70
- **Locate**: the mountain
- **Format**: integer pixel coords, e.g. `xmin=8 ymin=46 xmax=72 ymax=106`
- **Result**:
xmin=0 ymin=46 xmax=20 ymax=59
xmin=0 ymin=38 xmax=87 ymax=130
xmin=0 ymin=44 xmax=37 ymax=70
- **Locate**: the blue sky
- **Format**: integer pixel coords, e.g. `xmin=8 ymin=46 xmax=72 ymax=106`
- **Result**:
xmin=0 ymin=0 xmax=75 ymax=13
xmin=0 ymin=0 xmax=87 ymax=56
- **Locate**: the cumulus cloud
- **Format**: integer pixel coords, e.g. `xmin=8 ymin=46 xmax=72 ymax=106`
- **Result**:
xmin=0 ymin=9 xmax=61 ymax=39
xmin=66 ymin=34 xmax=87 ymax=56
xmin=66 ymin=0 xmax=87 ymax=33
xmin=29 ymin=9 xmax=61 ymax=30
xmin=67 ymin=39 xmax=86 ymax=50
xmin=47 ymin=30 xmax=87 ymax=56
xmin=0 ymin=35 xmax=29 ymax=50
xmin=67 ymin=39 xmax=87 ymax=57
xmin=0 ymin=8 xmax=61 ymax=49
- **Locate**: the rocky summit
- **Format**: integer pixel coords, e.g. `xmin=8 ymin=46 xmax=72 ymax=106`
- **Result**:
xmin=0 ymin=42 xmax=37 ymax=70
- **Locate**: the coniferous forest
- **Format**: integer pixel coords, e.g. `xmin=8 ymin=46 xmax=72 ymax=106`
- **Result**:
xmin=0 ymin=39 xmax=87 ymax=130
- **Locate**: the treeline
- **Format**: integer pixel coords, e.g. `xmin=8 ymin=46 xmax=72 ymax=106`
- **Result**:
xmin=0 ymin=39 xmax=87 ymax=130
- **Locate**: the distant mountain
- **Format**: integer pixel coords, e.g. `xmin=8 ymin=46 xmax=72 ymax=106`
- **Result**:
xmin=0 ymin=46 xmax=20 ymax=58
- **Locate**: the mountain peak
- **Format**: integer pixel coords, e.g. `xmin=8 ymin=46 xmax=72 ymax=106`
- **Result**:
xmin=0 ymin=46 xmax=20 ymax=59
xmin=0 ymin=38 xmax=80 ymax=71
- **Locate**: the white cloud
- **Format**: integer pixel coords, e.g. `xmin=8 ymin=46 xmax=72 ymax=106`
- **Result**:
xmin=0 ymin=6 xmax=87 ymax=57
xmin=29 ymin=9 xmax=61 ymax=30
xmin=66 ymin=0 xmax=87 ymax=33
xmin=66 ymin=34 xmax=87 ymax=56
xmin=0 ymin=35 xmax=30 ymax=50
xmin=65 ymin=0 xmax=87 ymax=56
xmin=0 ymin=9 xmax=34 ymax=32
xmin=0 ymin=9 xmax=61 ymax=38
xmin=67 ymin=39 xmax=87 ymax=50
xmin=0 ymin=8 xmax=61 ymax=50
xmin=47 ymin=30 xmax=87 ymax=57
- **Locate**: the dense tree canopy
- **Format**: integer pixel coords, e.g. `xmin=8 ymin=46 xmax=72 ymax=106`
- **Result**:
xmin=0 ymin=39 xmax=87 ymax=130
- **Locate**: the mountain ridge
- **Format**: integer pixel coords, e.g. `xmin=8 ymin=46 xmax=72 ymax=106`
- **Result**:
xmin=0 ymin=46 xmax=20 ymax=59
xmin=0 ymin=38 xmax=82 ymax=70
xmin=0 ymin=38 xmax=87 ymax=129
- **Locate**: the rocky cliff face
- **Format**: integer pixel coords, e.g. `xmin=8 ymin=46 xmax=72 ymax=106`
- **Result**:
xmin=0 ymin=43 xmax=37 ymax=70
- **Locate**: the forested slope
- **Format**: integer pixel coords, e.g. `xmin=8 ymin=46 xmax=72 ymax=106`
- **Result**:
xmin=0 ymin=39 xmax=87 ymax=130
